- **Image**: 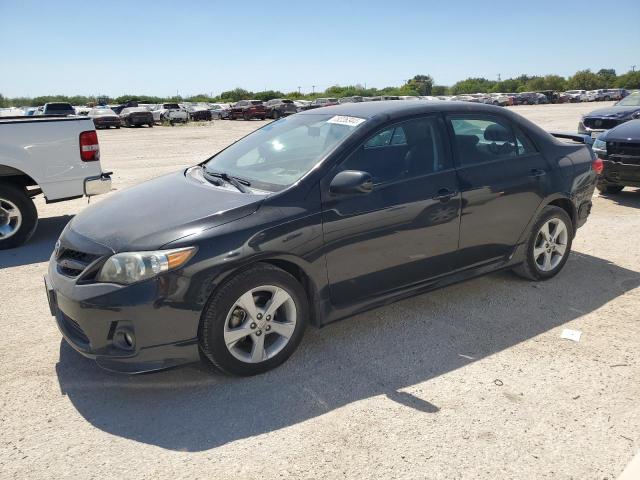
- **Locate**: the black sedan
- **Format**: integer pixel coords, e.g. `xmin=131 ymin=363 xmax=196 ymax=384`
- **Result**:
xmin=45 ymin=101 xmax=597 ymax=376
xmin=592 ymin=119 xmax=640 ymax=194
xmin=579 ymin=92 xmax=640 ymax=136
xmin=88 ymin=108 xmax=121 ymax=129
xmin=264 ymin=99 xmax=298 ymax=119
xmin=120 ymin=107 xmax=154 ymax=128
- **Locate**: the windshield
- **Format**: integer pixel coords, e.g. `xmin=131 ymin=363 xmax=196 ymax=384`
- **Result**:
xmin=163 ymin=103 xmax=180 ymax=109
xmin=90 ymin=108 xmax=116 ymax=115
xmin=617 ymin=93 xmax=640 ymax=107
xmin=204 ymin=114 xmax=365 ymax=191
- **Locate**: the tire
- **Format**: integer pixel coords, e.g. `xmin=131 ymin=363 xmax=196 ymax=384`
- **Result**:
xmin=513 ymin=206 xmax=573 ymax=281
xmin=116 ymin=125 xmax=120 ymax=129
xmin=199 ymin=263 xmax=308 ymax=376
xmin=0 ymin=183 xmax=38 ymax=250
xmin=272 ymin=110 xmax=280 ymax=120
xmin=598 ymin=184 xmax=624 ymax=194
xmin=148 ymin=123 xmax=153 ymax=128
xmin=604 ymin=96 xmax=610 ymax=101
xmin=243 ymin=112 xmax=251 ymax=121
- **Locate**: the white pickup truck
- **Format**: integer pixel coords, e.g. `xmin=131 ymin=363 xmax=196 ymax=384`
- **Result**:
xmin=0 ymin=116 xmax=112 ymax=249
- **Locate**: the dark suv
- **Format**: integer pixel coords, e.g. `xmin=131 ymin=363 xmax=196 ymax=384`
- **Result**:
xmin=229 ymin=100 xmax=267 ymax=120
xmin=592 ymin=119 xmax=640 ymax=194
xmin=264 ymin=99 xmax=298 ymax=119
xmin=45 ymin=101 xmax=597 ymax=376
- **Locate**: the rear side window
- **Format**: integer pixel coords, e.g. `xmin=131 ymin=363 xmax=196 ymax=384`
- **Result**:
xmin=448 ymin=115 xmax=536 ymax=165
xmin=343 ymin=116 xmax=449 ymax=184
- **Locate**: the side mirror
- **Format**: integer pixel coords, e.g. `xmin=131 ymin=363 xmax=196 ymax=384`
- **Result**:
xmin=330 ymin=170 xmax=374 ymax=195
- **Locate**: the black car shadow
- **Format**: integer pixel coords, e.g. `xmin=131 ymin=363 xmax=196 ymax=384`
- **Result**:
xmin=598 ymin=188 xmax=640 ymax=208
xmin=0 ymin=215 xmax=72 ymax=268
xmin=56 ymin=252 xmax=640 ymax=452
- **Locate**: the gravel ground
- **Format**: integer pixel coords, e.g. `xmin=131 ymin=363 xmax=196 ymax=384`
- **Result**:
xmin=1 ymin=102 xmax=639 ymax=480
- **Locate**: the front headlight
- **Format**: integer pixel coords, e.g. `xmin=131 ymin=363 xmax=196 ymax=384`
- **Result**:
xmin=96 ymin=247 xmax=196 ymax=285
xmin=592 ymin=138 xmax=607 ymax=155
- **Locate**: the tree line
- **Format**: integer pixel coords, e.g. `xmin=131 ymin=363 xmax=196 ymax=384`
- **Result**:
xmin=2 ymin=68 xmax=639 ymax=108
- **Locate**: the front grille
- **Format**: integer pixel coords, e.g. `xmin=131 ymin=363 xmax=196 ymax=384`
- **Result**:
xmin=56 ymin=248 xmax=101 ymax=278
xmin=583 ymin=117 xmax=620 ymax=130
xmin=59 ymin=311 xmax=90 ymax=345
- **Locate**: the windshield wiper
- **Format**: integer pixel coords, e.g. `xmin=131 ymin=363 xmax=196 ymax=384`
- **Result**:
xmin=203 ymin=170 xmax=251 ymax=193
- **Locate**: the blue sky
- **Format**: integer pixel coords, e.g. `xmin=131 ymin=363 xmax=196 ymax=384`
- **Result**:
xmin=1 ymin=0 xmax=639 ymax=97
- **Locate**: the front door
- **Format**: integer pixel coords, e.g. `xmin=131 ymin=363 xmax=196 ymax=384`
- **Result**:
xmin=321 ymin=115 xmax=461 ymax=305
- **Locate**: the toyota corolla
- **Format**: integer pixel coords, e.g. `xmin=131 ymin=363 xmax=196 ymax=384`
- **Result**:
xmin=45 ymin=101 xmax=597 ymax=376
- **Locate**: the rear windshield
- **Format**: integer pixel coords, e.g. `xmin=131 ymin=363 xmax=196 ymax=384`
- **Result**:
xmin=163 ymin=104 xmax=180 ymax=109
xmin=45 ymin=103 xmax=74 ymax=114
xmin=250 ymin=101 xmax=263 ymax=105
xmin=282 ymin=100 xmax=293 ymax=104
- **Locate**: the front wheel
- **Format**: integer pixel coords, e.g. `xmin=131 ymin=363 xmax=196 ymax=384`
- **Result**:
xmin=199 ymin=263 xmax=308 ymax=376
xmin=0 ymin=184 xmax=38 ymax=250
xmin=513 ymin=206 xmax=573 ymax=281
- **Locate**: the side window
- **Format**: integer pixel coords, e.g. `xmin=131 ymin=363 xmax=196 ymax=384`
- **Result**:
xmin=343 ymin=116 xmax=448 ymax=184
xmin=449 ymin=116 xmax=517 ymax=165
xmin=514 ymin=128 xmax=537 ymax=155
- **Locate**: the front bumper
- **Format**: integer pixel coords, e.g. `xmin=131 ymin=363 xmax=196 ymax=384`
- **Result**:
xmin=45 ymin=242 xmax=202 ymax=373
xmin=600 ymin=161 xmax=640 ymax=187
xmin=84 ymin=172 xmax=112 ymax=196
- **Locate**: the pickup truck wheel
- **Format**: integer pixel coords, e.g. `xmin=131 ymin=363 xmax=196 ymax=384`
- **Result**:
xmin=598 ymin=184 xmax=624 ymax=194
xmin=513 ymin=206 xmax=573 ymax=281
xmin=0 ymin=184 xmax=38 ymax=250
xmin=199 ymin=263 xmax=308 ymax=376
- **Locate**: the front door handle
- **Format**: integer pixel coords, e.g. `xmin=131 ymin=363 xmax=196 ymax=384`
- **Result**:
xmin=529 ymin=168 xmax=546 ymax=178
xmin=433 ymin=188 xmax=457 ymax=202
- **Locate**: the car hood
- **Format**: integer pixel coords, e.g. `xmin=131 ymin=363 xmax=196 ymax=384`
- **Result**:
xmin=603 ymin=119 xmax=640 ymax=143
xmin=584 ymin=106 xmax=640 ymax=118
xmin=68 ymin=168 xmax=265 ymax=252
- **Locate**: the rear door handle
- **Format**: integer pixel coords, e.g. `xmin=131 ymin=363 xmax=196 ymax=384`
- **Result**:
xmin=529 ymin=168 xmax=546 ymax=178
xmin=433 ymin=188 xmax=457 ymax=202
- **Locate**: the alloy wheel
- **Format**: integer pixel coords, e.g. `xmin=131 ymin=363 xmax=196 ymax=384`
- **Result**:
xmin=533 ymin=217 xmax=568 ymax=272
xmin=0 ymin=197 xmax=22 ymax=240
xmin=223 ymin=285 xmax=297 ymax=363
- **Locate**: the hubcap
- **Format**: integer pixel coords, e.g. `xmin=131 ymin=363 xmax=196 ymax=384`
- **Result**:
xmin=533 ymin=217 xmax=568 ymax=272
xmin=223 ymin=285 xmax=297 ymax=363
xmin=0 ymin=198 xmax=22 ymax=240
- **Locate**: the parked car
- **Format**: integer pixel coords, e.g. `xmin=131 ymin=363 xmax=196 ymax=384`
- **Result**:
xmin=228 ymin=100 xmax=267 ymax=120
xmin=37 ymin=102 xmax=76 ymax=116
xmin=518 ymin=92 xmax=540 ymax=105
xmin=152 ymin=103 xmax=189 ymax=124
xmin=264 ymin=99 xmax=297 ymax=119
xmin=592 ymin=119 xmax=640 ymax=194
xmin=564 ymin=90 xmax=588 ymax=102
xmin=0 ymin=116 xmax=111 ymax=248
xmin=186 ymin=104 xmax=212 ymax=121
xmin=300 ymin=98 xmax=339 ymax=110
xmin=578 ymin=92 xmax=640 ymax=136
xmin=44 ymin=101 xmax=597 ymax=376
xmin=293 ymin=100 xmax=311 ymax=111
xmin=88 ymin=108 xmax=121 ymax=129
xmin=120 ymin=107 xmax=154 ymax=128
xmin=209 ymin=103 xmax=231 ymax=119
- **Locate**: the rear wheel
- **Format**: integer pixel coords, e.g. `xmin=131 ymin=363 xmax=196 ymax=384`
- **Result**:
xmin=0 ymin=184 xmax=38 ymax=250
xmin=243 ymin=111 xmax=251 ymax=121
xmin=199 ymin=263 xmax=308 ymax=376
xmin=598 ymin=184 xmax=624 ymax=194
xmin=272 ymin=110 xmax=280 ymax=120
xmin=513 ymin=206 xmax=573 ymax=281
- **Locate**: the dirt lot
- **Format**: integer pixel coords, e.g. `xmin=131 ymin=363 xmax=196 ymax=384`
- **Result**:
xmin=1 ymin=102 xmax=639 ymax=479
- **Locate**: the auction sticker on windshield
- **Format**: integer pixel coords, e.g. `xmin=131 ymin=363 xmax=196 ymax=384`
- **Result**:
xmin=326 ymin=115 xmax=366 ymax=127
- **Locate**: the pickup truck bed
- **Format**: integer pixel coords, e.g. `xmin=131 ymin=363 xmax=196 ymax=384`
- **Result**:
xmin=0 ymin=116 xmax=112 ymax=249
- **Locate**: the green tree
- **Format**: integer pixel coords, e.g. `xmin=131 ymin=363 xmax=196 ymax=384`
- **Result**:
xmin=615 ymin=70 xmax=640 ymax=89
xmin=218 ymin=88 xmax=253 ymax=102
xmin=568 ymin=69 xmax=605 ymax=90
xmin=0 ymin=94 xmax=8 ymax=108
xmin=596 ymin=68 xmax=617 ymax=87
xmin=404 ymin=74 xmax=434 ymax=96
xmin=431 ymin=85 xmax=447 ymax=96
xmin=450 ymin=77 xmax=495 ymax=94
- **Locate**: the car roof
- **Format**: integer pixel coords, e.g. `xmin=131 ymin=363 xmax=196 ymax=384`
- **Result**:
xmin=297 ymin=99 xmax=508 ymax=119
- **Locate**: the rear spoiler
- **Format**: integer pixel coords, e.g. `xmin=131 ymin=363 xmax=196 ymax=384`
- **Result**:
xmin=549 ymin=132 xmax=594 ymax=146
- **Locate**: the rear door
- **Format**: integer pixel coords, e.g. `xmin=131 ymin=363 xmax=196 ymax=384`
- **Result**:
xmin=321 ymin=114 xmax=461 ymax=305
xmin=446 ymin=113 xmax=549 ymax=268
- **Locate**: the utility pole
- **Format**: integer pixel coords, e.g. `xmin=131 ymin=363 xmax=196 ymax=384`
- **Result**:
xmin=497 ymin=73 xmax=501 ymax=81
xmin=297 ymin=86 xmax=301 ymax=94
xmin=632 ymin=65 xmax=637 ymax=72
xmin=312 ymin=85 xmax=315 ymax=94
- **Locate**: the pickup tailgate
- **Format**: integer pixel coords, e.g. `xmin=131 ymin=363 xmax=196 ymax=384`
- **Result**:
xmin=0 ymin=116 xmax=110 ymax=201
